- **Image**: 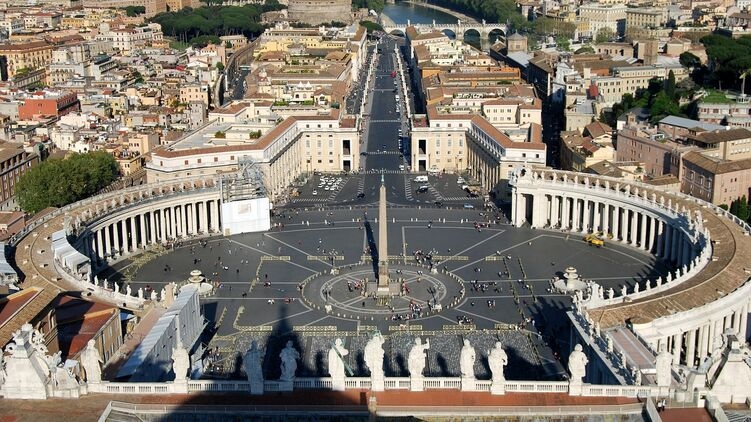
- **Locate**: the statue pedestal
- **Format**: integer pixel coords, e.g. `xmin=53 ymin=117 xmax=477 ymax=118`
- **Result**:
xmin=568 ymin=381 xmax=583 ymax=396
xmin=249 ymin=380 xmax=264 ymax=395
xmin=278 ymin=380 xmax=294 ymax=392
xmin=410 ymin=375 xmax=424 ymax=391
xmin=171 ymin=380 xmax=189 ymax=394
xmin=490 ymin=380 xmax=505 ymax=395
xmin=331 ymin=376 xmax=345 ymax=391
xmin=370 ymin=376 xmax=384 ymax=392
xmin=461 ymin=377 xmax=476 ymax=391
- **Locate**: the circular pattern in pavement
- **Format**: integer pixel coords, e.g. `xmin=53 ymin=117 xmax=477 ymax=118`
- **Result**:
xmin=301 ymin=263 xmax=465 ymax=320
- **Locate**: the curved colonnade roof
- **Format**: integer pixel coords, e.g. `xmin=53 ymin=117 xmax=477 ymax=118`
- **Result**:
xmin=520 ymin=170 xmax=751 ymax=329
xmin=1 ymin=179 xmax=218 ymax=345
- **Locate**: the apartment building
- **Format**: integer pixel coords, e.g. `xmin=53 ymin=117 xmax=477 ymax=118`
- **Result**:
xmin=578 ymin=3 xmax=627 ymax=37
xmin=18 ymin=91 xmax=80 ymax=120
xmin=592 ymin=63 xmax=688 ymax=105
xmin=680 ymin=152 xmax=751 ymax=205
xmin=0 ymin=40 xmax=54 ymax=80
xmin=697 ymin=95 xmax=751 ymax=128
xmin=0 ymin=145 xmax=39 ymax=205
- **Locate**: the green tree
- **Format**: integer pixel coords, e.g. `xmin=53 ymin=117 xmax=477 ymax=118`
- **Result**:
xmin=16 ymin=152 xmax=120 ymax=215
xmin=679 ymin=51 xmax=701 ymax=69
xmin=216 ymin=61 xmax=225 ymax=72
xmin=575 ymin=45 xmax=595 ymax=54
xmin=666 ymin=70 xmax=676 ymax=99
xmin=595 ymin=27 xmax=615 ymax=43
xmin=736 ymin=195 xmax=750 ymax=222
xmin=556 ymin=36 xmax=570 ymax=52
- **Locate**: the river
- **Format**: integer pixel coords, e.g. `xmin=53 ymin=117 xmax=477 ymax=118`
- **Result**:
xmin=381 ymin=1 xmax=482 ymax=48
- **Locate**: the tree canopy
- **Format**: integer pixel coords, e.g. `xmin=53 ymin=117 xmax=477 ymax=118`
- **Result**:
xmin=352 ymin=0 xmax=385 ymax=13
xmin=150 ymin=4 xmax=277 ymax=42
xmin=429 ymin=0 xmax=531 ymax=32
xmin=700 ymin=35 xmax=751 ymax=89
xmin=16 ymin=151 xmax=120 ymax=215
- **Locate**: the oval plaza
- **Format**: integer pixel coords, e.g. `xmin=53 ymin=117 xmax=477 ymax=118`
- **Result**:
xmin=2 ymin=157 xmax=751 ymax=418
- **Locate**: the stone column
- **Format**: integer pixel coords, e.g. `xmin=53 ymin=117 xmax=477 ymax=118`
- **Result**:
xmin=639 ymin=213 xmax=648 ymax=250
xmin=186 ymin=203 xmax=193 ymax=235
xmin=130 ymin=216 xmax=138 ymax=252
xmin=619 ymin=209 xmax=628 ymax=243
xmin=139 ymin=214 xmax=147 ymax=249
xmin=582 ymin=199 xmax=590 ymax=232
xmin=739 ymin=302 xmax=749 ymax=341
xmin=698 ymin=324 xmax=708 ymax=361
xmin=551 ymin=196 xmax=560 ymax=228
xmin=612 ymin=206 xmax=620 ymax=241
xmin=647 ymin=216 xmax=656 ymax=253
xmin=655 ymin=220 xmax=664 ymax=258
xmin=672 ymin=332 xmax=682 ymax=365
xmin=96 ymin=229 xmax=104 ymax=260
xmin=104 ymin=224 xmax=112 ymax=258
xmin=149 ymin=211 xmax=157 ymax=244
xmin=561 ymin=197 xmax=570 ymax=230
xmin=177 ymin=205 xmax=185 ymax=237
xmin=112 ymin=220 xmax=122 ymax=256
xmin=573 ymin=197 xmax=581 ymax=231
xmin=629 ymin=209 xmax=637 ymax=246
xmin=199 ymin=202 xmax=208 ymax=234
xmin=670 ymin=226 xmax=680 ymax=263
xmin=686 ymin=328 xmax=697 ymax=368
xmin=682 ymin=239 xmax=691 ymax=268
xmin=211 ymin=200 xmax=220 ymax=233
xmin=160 ymin=209 xmax=168 ymax=242
xmin=602 ymin=203 xmax=610 ymax=235
xmin=593 ymin=202 xmax=601 ymax=232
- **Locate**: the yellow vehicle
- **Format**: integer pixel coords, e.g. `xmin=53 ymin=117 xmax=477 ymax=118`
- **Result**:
xmin=583 ymin=233 xmax=605 ymax=247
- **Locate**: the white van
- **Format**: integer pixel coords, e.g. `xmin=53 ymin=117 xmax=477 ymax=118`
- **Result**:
xmin=414 ymin=175 xmax=428 ymax=183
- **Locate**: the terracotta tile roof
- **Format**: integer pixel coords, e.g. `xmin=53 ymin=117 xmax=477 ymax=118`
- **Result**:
xmin=687 ymin=128 xmax=751 ymax=144
xmin=682 ymin=151 xmax=751 ymax=174
xmin=58 ymin=309 xmax=116 ymax=359
xmin=584 ymin=121 xmax=613 ymax=139
xmin=0 ymin=287 xmax=58 ymax=348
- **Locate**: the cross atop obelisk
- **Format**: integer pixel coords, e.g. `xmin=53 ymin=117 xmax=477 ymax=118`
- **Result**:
xmin=377 ymin=172 xmax=390 ymax=291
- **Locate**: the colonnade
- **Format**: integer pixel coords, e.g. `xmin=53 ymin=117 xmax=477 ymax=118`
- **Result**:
xmin=524 ymin=193 xmax=695 ymax=268
xmin=657 ymin=302 xmax=751 ymax=367
xmin=85 ymin=199 xmax=222 ymax=264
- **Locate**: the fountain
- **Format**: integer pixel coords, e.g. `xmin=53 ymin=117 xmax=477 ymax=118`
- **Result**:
xmin=553 ymin=266 xmax=587 ymax=292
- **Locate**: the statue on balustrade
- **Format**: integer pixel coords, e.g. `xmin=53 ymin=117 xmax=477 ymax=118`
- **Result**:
xmin=364 ymin=332 xmax=385 ymax=380
xmin=279 ymin=340 xmax=300 ymax=382
xmin=568 ymin=344 xmax=588 ymax=384
xmin=408 ymin=337 xmax=430 ymax=377
xmin=655 ymin=344 xmax=673 ymax=388
xmin=244 ymin=340 xmax=264 ymax=394
xmin=488 ymin=342 xmax=508 ymax=383
xmin=81 ymin=339 xmax=103 ymax=383
xmin=172 ymin=339 xmax=190 ymax=382
xmin=459 ymin=339 xmax=476 ymax=379
xmin=328 ymin=338 xmax=349 ymax=391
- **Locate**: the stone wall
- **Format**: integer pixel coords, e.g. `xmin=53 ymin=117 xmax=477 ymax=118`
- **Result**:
xmin=287 ymin=0 xmax=352 ymax=25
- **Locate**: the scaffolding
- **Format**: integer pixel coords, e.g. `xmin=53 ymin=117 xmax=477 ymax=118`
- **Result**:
xmin=220 ymin=158 xmax=267 ymax=203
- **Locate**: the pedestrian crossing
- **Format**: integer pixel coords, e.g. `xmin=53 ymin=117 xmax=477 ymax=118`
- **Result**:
xmin=367 ymin=151 xmax=401 ymax=156
xmin=368 ymin=119 xmax=400 ymax=123
xmin=290 ymin=198 xmax=329 ymax=204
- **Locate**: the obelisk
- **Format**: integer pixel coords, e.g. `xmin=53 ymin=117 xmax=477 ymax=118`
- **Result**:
xmin=377 ymin=173 xmax=390 ymax=293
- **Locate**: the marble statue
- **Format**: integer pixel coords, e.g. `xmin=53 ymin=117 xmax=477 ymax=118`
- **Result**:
xmin=243 ymin=341 xmax=263 ymax=395
xmin=606 ymin=336 xmax=614 ymax=354
xmin=93 ymin=275 xmax=99 ymax=287
xmin=621 ymin=285 xmax=627 ymax=297
xmin=126 ymin=285 xmax=132 ymax=296
xmin=114 ymin=282 xmax=120 ymax=294
xmin=138 ymin=288 xmax=144 ymax=300
xmin=607 ymin=288 xmax=614 ymax=299
xmin=459 ymin=339 xmax=476 ymax=379
xmin=568 ymin=344 xmax=588 ymax=384
xmin=0 ymin=347 xmax=5 ymax=385
xmin=279 ymin=340 xmax=300 ymax=382
xmin=488 ymin=341 xmax=508 ymax=383
xmin=633 ymin=367 xmax=642 ymax=385
xmin=328 ymin=338 xmax=349 ymax=391
xmin=655 ymin=344 xmax=673 ymax=388
xmin=151 ymin=290 xmax=158 ymax=301
xmin=408 ymin=337 xmax=430 ymax=377
xmin=634 ymin=282 xmax=640 ymax=294
xmin=364 ymin=332 xmax=385 ymax=382
xmin=172 ymin=339 xmax=190 ymax=382
xmin=81 ymin=339 xmax=103 ymax=383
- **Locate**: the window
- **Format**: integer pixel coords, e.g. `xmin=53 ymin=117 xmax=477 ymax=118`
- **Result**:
xmin=184 ymin=160 xmax=188 ymax=165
